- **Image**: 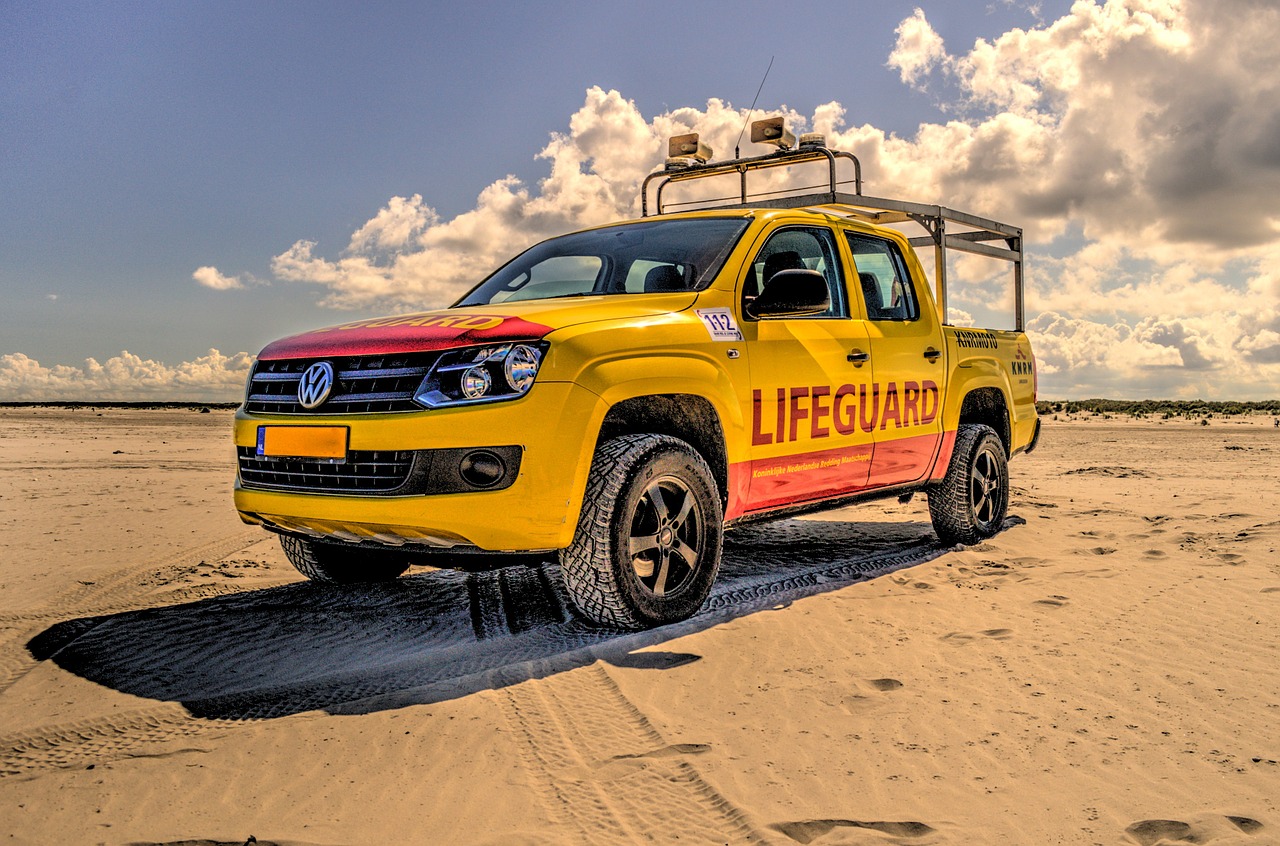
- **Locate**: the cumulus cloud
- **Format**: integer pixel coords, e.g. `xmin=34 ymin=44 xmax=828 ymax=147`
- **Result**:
xmin=886 ymin=0 xmax=1280 ymax=255
xmin=193 ymin=266 xmax=247 ymax=291
xmin=0 ymin=350 xmax=254 ymax=402
xmin=888 ymin=8 xmax=950 ymax=88
xmin=227 ymin=0 xmax=1278 ymax=399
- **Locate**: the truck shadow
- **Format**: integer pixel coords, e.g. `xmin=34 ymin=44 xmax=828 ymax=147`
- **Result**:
xmin=26 ymin=517 xmax=1012 ymax=721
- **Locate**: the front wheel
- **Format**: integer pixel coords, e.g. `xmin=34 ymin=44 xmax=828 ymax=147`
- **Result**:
xmin=280 ymin=535 xmax=411 ymax=583
xmin=927 ymin=424 xmax=1009 ymax=546
xmin=559 ymin=434 xmax=723 ymax=630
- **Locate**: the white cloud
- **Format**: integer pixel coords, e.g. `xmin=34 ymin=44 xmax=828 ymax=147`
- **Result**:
xmin=218 ymin=0 xmax=1279 ymax=399
xmin=193 ymin=265 xmax=247 ymax=291
xmin=0 ymin=350 xmax=254 ymax=402
xmin=884 ymin=0 xmax=1279 ymax=256
xmin=888 ymin=8 xmax=950 ymax=88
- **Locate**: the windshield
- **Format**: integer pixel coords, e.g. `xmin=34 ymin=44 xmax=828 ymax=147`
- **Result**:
xmin=456 ymin=217 xmax=750 ymax=306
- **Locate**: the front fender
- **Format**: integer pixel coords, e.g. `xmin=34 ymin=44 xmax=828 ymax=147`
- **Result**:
xmin=577 ymin=353 xmax=743 ymax=434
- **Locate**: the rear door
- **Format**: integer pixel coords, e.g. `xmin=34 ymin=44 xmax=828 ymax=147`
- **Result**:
xmin=844 ymin=232 xmax=945 ymax=487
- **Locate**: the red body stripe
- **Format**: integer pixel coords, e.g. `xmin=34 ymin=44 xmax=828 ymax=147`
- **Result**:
xmin=927 ymin=429 xmax=958 ymax=482
xmin=725 ymin=430 xmax=956 ymax=521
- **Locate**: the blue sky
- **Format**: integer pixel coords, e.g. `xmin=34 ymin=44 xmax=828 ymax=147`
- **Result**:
xmin=3 ymin=0 xmax=1279 ymax=400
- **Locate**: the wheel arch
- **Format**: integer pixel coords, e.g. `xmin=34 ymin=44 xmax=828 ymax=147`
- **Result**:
xmin=597 ymin=394 xmax=729 ymax=511
xmin=956 ymin=387 xmax=1012 ymax=456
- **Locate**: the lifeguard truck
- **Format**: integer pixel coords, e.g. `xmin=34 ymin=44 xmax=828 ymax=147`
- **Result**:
xmin=233 ymin=118 xmax=1040 ymax=629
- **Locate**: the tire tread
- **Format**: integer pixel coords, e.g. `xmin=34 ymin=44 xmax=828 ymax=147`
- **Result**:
xmin=927 ymin=424 xmax=1008 ymax=546
xmin=280 ymin=535 xmax=409 ymax=583
xmin=559 ymin=434 xmax=719 ymax=629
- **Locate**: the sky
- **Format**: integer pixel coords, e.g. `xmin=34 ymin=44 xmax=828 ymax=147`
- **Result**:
xmin=3 ymin=0 xmax=1279 ymax=401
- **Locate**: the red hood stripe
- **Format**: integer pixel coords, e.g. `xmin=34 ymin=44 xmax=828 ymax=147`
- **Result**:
xmin=257 ymin=313 xmax=554 ymax=360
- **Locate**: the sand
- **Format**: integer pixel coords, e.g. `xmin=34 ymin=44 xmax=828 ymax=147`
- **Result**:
xmin=0 ymin=406 xmax=1276 ymax=845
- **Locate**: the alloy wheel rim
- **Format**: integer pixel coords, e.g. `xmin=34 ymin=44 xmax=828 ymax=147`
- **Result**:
xmin=627 ymin=475 xmax=701 ymax=597
xmin=970 ymin=446 xmax=1002 ymax=527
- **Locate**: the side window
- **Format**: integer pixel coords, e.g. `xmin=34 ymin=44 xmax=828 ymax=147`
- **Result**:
xmin=845 ymin=233 xmax=920 ymax=321
xmin=742 ymin=226 xmax=846 ymax=319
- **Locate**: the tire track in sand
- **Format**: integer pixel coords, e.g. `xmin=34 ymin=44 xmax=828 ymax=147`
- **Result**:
xmin=497 ymin=663 xmax=769 ymax=845
xmin=0 ymin=705 xmax=222 ymax=780
xmin=3 ymin=522 xmax=947 ymax=782
xmin=0 ymin=529 xmax=264 ymax=625
xmin=0 ymin=530 xmax=264 ymax=699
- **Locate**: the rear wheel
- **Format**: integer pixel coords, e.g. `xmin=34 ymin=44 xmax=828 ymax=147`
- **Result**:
xmin=560 ymin=434 xmax=722 ymax=629
xmin=280 ymin=535 xmax=411 ymax=583
xmin=927 ymin=424 xmax=1009 ymax=546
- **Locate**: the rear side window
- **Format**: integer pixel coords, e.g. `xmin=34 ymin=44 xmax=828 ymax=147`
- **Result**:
xmin=845 ymin=233 xmax=919 ymax=321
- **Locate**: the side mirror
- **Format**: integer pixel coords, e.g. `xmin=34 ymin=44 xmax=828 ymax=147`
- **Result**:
xmin=746 ymin=269 xmax=831 ymax=319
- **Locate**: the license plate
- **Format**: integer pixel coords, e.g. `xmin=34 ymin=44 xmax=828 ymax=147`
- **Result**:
xmin=256 ymin=426 xmax=348 ymax=460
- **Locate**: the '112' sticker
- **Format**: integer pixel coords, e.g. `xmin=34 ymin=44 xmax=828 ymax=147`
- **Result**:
xmin=696 ymin=308 xmax=743 ymax=342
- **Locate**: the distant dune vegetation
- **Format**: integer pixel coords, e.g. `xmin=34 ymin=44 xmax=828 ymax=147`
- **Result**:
xmin=1037 ymin=399 xmax=1280 ymax=417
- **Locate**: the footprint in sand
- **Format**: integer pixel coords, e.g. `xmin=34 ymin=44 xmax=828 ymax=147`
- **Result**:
xmin=588 ymin=743 xmax=712 ymax=781
xmin=867 ymin=678 xmax=903 ymax=691
xmin=1227 ymin=816 xmax=1265 ymax=834
xmin=890 ymin=576 xmax=936 ymax=590
xmin=772 ymin=819 xmax=935 ymax=843
xmin=606 ymin=743 xmax=711 ymax=761
xmin=940 ymin=629 xmax=1012 ymax=645
xmin=1125 ymin=819 xmax=1193 ymax=845
xmin=1125 ymin=815 xmax=1265 ymax=845
xmin=842 ymin=678 xmax=904 ymax=713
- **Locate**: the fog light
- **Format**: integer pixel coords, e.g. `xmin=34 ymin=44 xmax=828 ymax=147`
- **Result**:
xmin=459 ymin=450 xmax=505 ymax=488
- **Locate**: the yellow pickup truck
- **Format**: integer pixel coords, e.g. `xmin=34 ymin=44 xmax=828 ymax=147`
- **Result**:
xmin=233 ymin=122 xmax=1040 ymax=629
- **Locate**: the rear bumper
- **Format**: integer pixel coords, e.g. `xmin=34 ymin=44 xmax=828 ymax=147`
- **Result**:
xmin=1017 ymin=417 xmax=1042 ymax=456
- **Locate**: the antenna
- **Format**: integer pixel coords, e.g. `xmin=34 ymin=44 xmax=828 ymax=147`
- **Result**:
xmin=735 ymin=55 xmax=775 ymax=160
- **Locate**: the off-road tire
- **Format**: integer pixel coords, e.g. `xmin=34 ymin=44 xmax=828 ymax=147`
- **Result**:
xmin=927 ymin=423 xmax=1009 ymax=546
xmin=559 ymin=434 xmax=723 ymax=630
xmin=280 ymin=535 xmax=411 ymax=584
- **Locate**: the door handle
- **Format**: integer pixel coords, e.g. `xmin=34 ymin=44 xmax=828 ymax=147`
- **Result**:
xmin=847 ymin=348 xmax=870 ymax=366
xmin=923 ymin=347 xmax=942 ymax=363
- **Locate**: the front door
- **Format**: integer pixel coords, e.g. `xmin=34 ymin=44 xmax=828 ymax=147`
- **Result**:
xmin=739 ymin=225 xmax=877 ymax=513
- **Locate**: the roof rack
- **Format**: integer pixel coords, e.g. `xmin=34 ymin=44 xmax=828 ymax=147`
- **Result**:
xmin=641 ymin=139 xmax=1025 ymax=331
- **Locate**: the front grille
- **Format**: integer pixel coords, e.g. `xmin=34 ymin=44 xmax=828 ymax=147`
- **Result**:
xmin=246 ymin=353 xmax=438 ymax=414
xmin=238 ymin=447 xmax=416 ymax=493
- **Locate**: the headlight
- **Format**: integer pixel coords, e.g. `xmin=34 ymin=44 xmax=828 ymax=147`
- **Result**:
xmin=414 ymin=342 xmax=547 ymax=408
xmin=503 ymin=344 xmax=541 ymax=392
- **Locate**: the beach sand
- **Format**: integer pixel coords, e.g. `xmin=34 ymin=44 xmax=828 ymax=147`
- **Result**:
xmin=0 ymin=407 xmax=1276 ymax=845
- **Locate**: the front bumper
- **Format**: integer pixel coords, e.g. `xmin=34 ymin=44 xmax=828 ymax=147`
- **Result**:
xmin=233 ymin=381 xmax=605 ymax=551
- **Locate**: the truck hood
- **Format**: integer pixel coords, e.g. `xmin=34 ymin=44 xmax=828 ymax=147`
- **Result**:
xmin=256 ymin=295 xmax=696 ymax=360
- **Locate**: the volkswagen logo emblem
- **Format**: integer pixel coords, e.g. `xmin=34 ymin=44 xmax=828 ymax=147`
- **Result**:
xmin=297 ymin=361 xmax=335 ymax=409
